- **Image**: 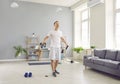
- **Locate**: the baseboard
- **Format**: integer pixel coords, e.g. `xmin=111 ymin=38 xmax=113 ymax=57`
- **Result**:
xmin=0 ymin=57 xmax=73 ymax=62
xmin=0 ymin=58 xmax=50 ymax=62
xmin=0 ymin=59 xmax=26 ymax=62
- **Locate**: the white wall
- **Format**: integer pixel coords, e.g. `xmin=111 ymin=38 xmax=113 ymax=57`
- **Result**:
xmin=72 ymin=0 xmax=114 ymax=49
xmin=71 ymin=0 xmax=87 ymax=10
xmin=72 ymin=0 xmax=106 ymax=48
xmin=71 ymin=0 xmax=87 ymax=48
xmin=73 ymin=10 xmax=81 ymax=47
xmin=90 ymin=3 xmax=105 ymax=48
xmin=105 ymin=0 xmax=114 ymax=49
xmin=0 ymin=0 xmax=73 ymax=60
xmin=90 ymin=0 xmax=114 ymax=49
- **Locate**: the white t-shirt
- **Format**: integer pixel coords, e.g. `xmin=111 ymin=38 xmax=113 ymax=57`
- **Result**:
xmin=47 ymin=29 xmax=63 ymax=48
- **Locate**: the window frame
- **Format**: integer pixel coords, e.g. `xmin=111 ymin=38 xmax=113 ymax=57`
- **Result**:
xmin=114 ymin=0 xmax=120 ymax=49
xmin=80 ymin=9 xmax=90 ymax=48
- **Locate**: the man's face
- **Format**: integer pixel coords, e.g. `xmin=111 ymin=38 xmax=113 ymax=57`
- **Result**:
xmin=54 ymin=21 xmax=59 ymax=29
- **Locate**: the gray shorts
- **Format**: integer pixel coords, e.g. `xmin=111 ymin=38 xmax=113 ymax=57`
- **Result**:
xmin=49 ymin=47 xmax=61 ymax=61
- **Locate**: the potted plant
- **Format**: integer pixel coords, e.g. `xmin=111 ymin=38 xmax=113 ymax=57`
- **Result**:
xmin=90 ymin=45 xmax=96 ymax=49
xmin=90 ymin=45 xmax=96 ymax=55
xmin=13 ymin=45 xmax=28 ymax=57
xmin=73 ymin=47 xmax=84 ymax=53
xmin=73 ymin=47 xmax=84 ymax=60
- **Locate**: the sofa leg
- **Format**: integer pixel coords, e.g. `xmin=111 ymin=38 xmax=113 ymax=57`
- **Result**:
xmin=84 ymin=66 xmax=87 ymax=69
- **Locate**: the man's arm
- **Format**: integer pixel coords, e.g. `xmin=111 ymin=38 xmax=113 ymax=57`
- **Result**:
xmin=42 ymin=36 xmax=49 ymax=43
xmin=61 ymin=37 xmax=68 ymax=46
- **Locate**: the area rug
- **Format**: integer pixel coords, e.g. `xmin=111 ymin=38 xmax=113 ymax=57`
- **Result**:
xmin=28 ymin=62 xmax=51 ymax=65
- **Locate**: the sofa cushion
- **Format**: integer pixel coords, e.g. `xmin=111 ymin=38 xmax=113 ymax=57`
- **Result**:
xmin=116 ymin=51 xmax=120 ymax=61
xmin=87 ymin=56 xmax=99 ymax=60
xmin=104 ymin=60 xmax=120 ymax=69
xmin=93 ymin=58 xmax=108 ymax=65
xmin=90 ymin=57 xmax=99 ymax=61
xmin=105 ymin=50 xmax=117 ymax=60
xmin=84 ymin=58 xmax=93 ymax=63
xmin=119 ymin=65 xmax=120 ymax=70
xmin=94 ymin=49 xmax=106 ymax=59
xmin=85 ymin=56 xmax=99 ymax=63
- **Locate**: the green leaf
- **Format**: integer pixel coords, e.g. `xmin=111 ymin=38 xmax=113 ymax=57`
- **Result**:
xmin=73 ymin=47 xmax=84 ymax=53
xmin=90 ymin=46 xmax=96 ymax=49
xmin=13 ymin=45 xmax=28 ymax=57
xmin=23 ymin=49 xmax=28 ymax=56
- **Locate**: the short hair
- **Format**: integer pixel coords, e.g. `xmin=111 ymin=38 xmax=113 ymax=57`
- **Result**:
xmin=54 ymin=21 xmax=59 ymax=25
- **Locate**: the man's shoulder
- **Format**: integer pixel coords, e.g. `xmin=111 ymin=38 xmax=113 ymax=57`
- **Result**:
xmin=48 ymin=30 xmax=54 ymax=33
xmin=58 ymin=30 xmax=62 ymax=33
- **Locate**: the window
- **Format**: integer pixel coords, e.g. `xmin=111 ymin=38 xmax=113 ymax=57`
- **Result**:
xmin=115 ymin=0 xmax=120 ymax=49
xmin=81 ymin=9 xmax=90 ymax=48
xmin=116 ymin=0 xmax=120 ymax=9
xmin=73 ymin=4 xmax=89 ymax=48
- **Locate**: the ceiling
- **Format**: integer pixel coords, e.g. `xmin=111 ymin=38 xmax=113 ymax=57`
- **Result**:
xmin=21 ymin=0 xmax=81 ymax=7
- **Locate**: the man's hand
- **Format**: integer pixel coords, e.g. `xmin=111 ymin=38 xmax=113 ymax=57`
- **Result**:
xmin=61 ymin=37 xmax=68 ymax=47
xmin=66 ymin=45 xmax=69 ymax=50
xmin=42 ymin=36 xmax=49 ymax=44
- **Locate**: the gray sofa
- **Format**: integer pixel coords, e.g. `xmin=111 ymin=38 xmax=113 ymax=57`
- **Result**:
xmin=84 ymin=49 xmax=120 ymax=77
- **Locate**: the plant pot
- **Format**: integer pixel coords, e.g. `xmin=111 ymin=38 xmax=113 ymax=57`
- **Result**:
xmin=73 ymin=52 xmax=81 ymax=60
xmin=73 ymin=50 xmax=86 ymax=60
xmin=18 ymin=53 xmax=21 ymax=56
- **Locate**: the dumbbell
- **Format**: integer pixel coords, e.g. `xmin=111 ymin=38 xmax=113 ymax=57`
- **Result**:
xmin=70 ymin=60 xmax=74 ymax=63
xmin=29 ymin=72 xmax=32 ymax=77
xmin=24 ymin=72 xmax=32 ymax=78
xmin=61 ymin=45 xmax=69 ymax=53
xmin=24 ymin=72 xmax=28 ymax=78
xmin=40 ymin=43 xmax=46 ymax=48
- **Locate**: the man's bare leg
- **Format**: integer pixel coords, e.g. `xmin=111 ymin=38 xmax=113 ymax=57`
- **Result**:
xmin=54 ymin=60 xmax=60 ymax=74
xmin=55 ymin=60 xmax=59 ymax=70
xmin=51 ymin=60 xmax=55 ymax=72
xmin=51 ymin=60 xmax=57 ymax=77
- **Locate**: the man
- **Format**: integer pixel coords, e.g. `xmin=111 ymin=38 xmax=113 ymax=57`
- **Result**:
xmin=42 ymin=21 xmax=68 ymax=77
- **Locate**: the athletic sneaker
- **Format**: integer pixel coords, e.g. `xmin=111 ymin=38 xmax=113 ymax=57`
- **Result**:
xmin=52 ymin=72 xmax=57 ymax=77
xmin=55 ymin=70 xmax=60 ymax=74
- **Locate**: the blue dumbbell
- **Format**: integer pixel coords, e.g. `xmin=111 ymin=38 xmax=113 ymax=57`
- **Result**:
xmin=24 ymin=72 xmax=28 ymax=78
xmin=28 ymin=72 xmax=32 ymax=77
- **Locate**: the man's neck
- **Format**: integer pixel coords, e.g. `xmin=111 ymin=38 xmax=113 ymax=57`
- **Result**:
xmin=54 ymin=27 xmax=59 ymax=31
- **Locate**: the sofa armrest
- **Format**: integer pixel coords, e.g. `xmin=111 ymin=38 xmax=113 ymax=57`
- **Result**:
xmin=84 ymin=55 xmax=92 ymax=59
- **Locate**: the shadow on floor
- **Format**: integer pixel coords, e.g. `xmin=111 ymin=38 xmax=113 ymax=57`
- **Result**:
xmin=83 ymin=68 xmax=120 ymax=80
